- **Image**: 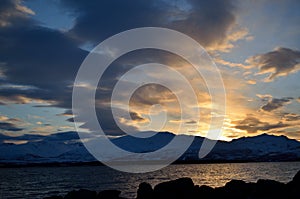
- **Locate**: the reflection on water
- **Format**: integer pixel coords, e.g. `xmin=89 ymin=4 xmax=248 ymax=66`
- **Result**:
xmin=0 ymin=162 xmax=299 ymax=199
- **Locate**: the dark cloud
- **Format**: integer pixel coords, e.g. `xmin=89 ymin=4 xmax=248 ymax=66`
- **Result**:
xmin=261 ymin=97 xmax=293 ymax=112
xmin=56 ymin=110 xmax=73 ymax=117
xmin=185 ymin=120 xmax=197 ymax=124
xmin=0 ymin=0 xmax=34 ymax=27
xmin=60 ymin=0 xmax=242 ymax=51
xmin=66 ymin=117 xmax=74 ymax=123
xmin=129 ymin=112 xmax=147 ymax=122
xmin=282 ymin=113 xmax=300 ymax=122
xmin=78 ymin=107 xmax=139 ymax=136
xmin=246 ymin=47 xmax=300 ymax=81
xmin=0 ymin=0 xmax=247 ymax=135
xmin=0 ymin=0 xmax=87 ymax=108
xmin=61 ymin=0 xmax=171 ymax=43
xmin=0 ymin=27 xmax=86 ymax=88
xmin=0 ymin=121 xmax=23 ymax=131
xmin=233 ymin=116 xmax=289 ymax=134
xmin=170 ymin=0 xmax=239 ymax=51
xmin=129 ymin=84 xmax=177 ymax=107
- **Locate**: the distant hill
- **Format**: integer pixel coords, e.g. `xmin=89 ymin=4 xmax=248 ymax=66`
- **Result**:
xmin=0 ymin=131 xmax=300 ymax=165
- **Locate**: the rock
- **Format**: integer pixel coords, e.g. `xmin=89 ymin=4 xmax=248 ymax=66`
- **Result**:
xmin=98 ymin=190 xmax=121 ymax=199
xmin=64 ymin=189 xmax=97 ymax=199
xmin=194 ymin=185 xmax=215 ymax=199
xmin=153 ymin=177 xmax=195 ymax=199
xmin=292 ymin=170 xmax=300 ymax=185
xmin=44 ymin=196 xmax=63 ymax=199
xmin=43 ymin=170 xmax=300 ymax=199
xmin=252 ymin=179 xmax=286 ymax=199
xmin=287 ymin=170 xmax=300 ymax=199
xmin=223 ymin=179 xmax=253 ymax=199
xmin=136 ymin=182 xmax=154 ymax=199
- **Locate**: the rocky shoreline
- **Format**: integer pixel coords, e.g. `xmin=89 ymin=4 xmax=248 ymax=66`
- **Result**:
xmin=44 ymin=170 xmax=300 ymax=199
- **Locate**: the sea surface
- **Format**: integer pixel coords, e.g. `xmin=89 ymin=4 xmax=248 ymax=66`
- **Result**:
xmin=0 ymin=162 xmax=299 ymax=199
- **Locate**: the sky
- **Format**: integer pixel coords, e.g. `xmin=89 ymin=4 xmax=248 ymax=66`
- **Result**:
xmin=0 ymin=0 xmax=299 ymax=141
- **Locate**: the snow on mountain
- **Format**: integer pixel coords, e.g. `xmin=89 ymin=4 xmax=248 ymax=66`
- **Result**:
xmin=0 ymin=132 xmax=299 ymax=164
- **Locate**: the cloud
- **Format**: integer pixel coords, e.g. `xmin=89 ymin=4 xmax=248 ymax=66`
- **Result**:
xmin=233 ymin=115 xmax=289 ymax=134
xmin=0 ymin=0 xmax=34 ymax=27
xmin=129 ymin=84 xmax=177 ymax=107
xmin=256 ymin=94 xmax=272 ymax=102
xmin=0 ymin=95 xmax=55 ymax=105
xmin=0 ymin=26 xmax=86 ymax=99
xmin=246 ymin=47 xmax=300 ymax=81
xmin=169 ymin=0 xmax=250 ymax=52
xmin=215 ymin=57 xmax=250 ymax=68
xmin=94 ymin=107 xmax=140 ymax=136
xmin=129 ymin=112 xmax=147 ymax=122
xmin=0 ymin=0 xmax=259 ymax=139
xmin=56 ymin=110 xmax=73 ymax=117
xmin=247 ymin=80 xmax=256 ymax=85
xmin=66 ymin=117 xmax=74 ymax=123
xmin=61 ymin=0 xmax=248 ymax=52
xmin=260 ymin=97 xmax=293 ymax=112
xmin=0 ymin=122 xmax=23 ymax=131
xmin=0 ymin=115 xmax=21 ymax=122
xmin=282 ymin=113 xmax=300 ymax=122
xmin=0 ymin=115 xmax=26 ymax=132
xmin=0 ymin=0 xmax=256 ymax=135
xmin=0 ymin=0 xmax=88 ymax=109
xmin=185 ymin=120 xmax=197 ymax=124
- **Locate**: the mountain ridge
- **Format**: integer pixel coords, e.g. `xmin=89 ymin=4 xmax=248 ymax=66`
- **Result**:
xmin=0 ymin=131 xmax=299 ymax=165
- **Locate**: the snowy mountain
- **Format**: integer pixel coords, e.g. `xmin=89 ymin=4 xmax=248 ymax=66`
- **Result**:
xmin=0 ymin=131 xmax=299 ymax=165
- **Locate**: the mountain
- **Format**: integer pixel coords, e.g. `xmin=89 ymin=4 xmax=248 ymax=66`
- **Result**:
xmin=185 ymin=134 xmax=300 ymax=162
xmin=0 ymin=132 xmax=300 ymax=165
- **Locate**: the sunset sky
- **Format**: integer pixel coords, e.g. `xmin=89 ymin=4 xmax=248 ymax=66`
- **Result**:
xmin=0 ymin=0 xmax=299 ymax=141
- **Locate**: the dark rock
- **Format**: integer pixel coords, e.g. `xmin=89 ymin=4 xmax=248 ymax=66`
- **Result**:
xmin=45 ymin=169 xmax=300 ymax=199
xmin=194 ymin=185 xmax=215 ymax=199
xmin=292 ymin=170 xmax=300 ymax=185
xmin=252 ymin=179 xmax=286 ymax=199
xmin=287 ymin=170 xmax=300 ymax=199
xmin=137 ymin=182 xmax=154 ymax=199
xmin=154 ymin=177 xmax=195 ymax=199
xmin=64 ymin=189 xmax=97 ymax=199
xmin=223 ymin=179 xmax=253 ymax=199
xmin=44 ymin=196 xmax=63 ymax=199
xmin=98 ymin=190 xmax=121 ymax=199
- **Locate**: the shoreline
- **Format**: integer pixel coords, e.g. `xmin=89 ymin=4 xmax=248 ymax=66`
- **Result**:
xmin=44 ymin=170 xmax=300 ymax=199
xmin=1 ymin=159 xmax=300 ymax=168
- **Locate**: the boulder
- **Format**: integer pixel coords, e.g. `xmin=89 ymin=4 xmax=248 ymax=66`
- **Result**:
xmin=291 ymin=170 xmax=300 ymax=185
xmin=64 ymin=189 xmax=97 ymax=199
xmin=252 ymin=179 xmax=286 ymax=199
xmin=223 ymin=179 xmax=253 ymax=199
xmin=193 ymin=185 xmax=215 ymax=199
xmin=98 ymin=190 xmax=121 ymax=199
xmin=44 ymin=196 xmax=63 ymax=199
xmin=153 ymin=177 xmax=195 ymax=199
xmin=287 ymin=170 xmax=300 ymax=199
xmin=136 ymin=182 xmax=154 ymax=199
xmin=42 ymin=170 xmax=300 ymax=199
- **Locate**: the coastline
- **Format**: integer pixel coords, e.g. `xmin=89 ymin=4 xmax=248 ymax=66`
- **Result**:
xmin=44 ymin=169 xmax=300 ymax=199
xmin=1 ymin=159 xmax=300 ymax=168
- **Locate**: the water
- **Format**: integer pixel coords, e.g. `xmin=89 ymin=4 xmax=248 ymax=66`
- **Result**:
xmin=0 ymin=162 xmax=299 ymax=199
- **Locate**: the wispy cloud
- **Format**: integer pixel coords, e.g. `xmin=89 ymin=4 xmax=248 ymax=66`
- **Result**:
xmin=260 ymin=97 xmax=293 ymax=112
xmin=233 ymin=115 xmax=289 ymax=134
xmin=246 ymin=47 xmax=300 ymax=81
